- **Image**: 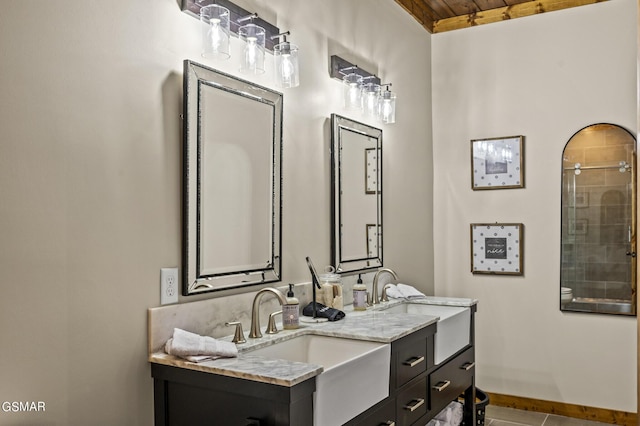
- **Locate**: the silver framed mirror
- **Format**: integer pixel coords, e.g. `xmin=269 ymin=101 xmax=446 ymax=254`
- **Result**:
xmin=183 ymin=60 xmax=283 ymax=295
xmin=331 ymin=114 xmax=383 ymax=274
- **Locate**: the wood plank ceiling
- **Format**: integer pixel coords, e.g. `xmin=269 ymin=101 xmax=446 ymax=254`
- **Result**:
xmin=394 ymin=0 xmax=606 ymax=33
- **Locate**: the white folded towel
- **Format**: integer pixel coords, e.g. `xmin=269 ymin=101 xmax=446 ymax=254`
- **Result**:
xmin=165 ymin=328 xmax=238 ymax=363
xmin=385 ymin=283 xmax=426 ymax=300
xmin=426 ymin=401 xmax=463 ymax=426
xmin=397 ymin=283 xmax=426 ymax=299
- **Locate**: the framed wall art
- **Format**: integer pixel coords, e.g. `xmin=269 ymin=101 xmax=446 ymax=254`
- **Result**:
xmin=471 ymin=135 xmax=524 ymax=190
xmin=470 ymin=223 xmax=523 ymax=275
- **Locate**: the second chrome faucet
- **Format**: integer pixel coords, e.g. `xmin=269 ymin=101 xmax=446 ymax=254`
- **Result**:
xmin=249 ymin=287 xmax=288 ymax=338
xmin=371 ymin=268 xmax=398 ymax=305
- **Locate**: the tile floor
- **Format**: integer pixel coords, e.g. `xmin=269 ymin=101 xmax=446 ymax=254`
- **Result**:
xmin=485 ymin=405 xmax=615 ymax=426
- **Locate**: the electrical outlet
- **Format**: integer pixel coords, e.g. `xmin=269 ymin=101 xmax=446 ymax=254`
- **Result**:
xmin=160 ymin=268 xmax=179 ymax=305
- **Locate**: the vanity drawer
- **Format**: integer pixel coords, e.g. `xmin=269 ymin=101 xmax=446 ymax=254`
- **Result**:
xmin=429 ymin=347 xmax=474 ymax=415
xmin=347 ymin=398 xmax=396 ymax=426
xmin=396 ymin=376 xmax=428 ymax=426
xmin=395 ymin=335 xmax=428 ymax=388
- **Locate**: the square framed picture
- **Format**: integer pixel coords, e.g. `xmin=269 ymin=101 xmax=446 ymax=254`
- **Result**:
xmin=471 ymin=223 xmax=523 ymax=275
xmin=568 ymin=219 xmax=588 ymax=235
xmin=574 ymin=191 xmax=589 ymax=208
xmin=471 ymin=135 xmax=524 ymax=190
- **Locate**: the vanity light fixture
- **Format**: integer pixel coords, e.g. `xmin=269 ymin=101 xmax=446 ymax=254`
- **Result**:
xmin=238 ymin=14 xmax=266 ymax=74
xmin=184 ymin=0 xmax=280 ymax=52
xmin=271 ymin=31 xmax=299 ymax=88
xmin=329 ymin=55 xmax=396 ymax=124
xmin=200 ymin=4 xmax=231 ymax=59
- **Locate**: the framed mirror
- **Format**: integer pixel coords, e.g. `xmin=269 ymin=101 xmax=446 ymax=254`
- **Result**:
xmin=560 ymin=123 xmax=636 ymax=315
xmin=331 ymin=114 xmax=383 ymax=274
xmin=183 ymin=60 xmax=283 ymax=295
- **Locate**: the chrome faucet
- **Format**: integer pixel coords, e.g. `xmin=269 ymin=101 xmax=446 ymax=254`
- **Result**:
xmin=249 ymin=287 xmax=288 ymax=338
xmin=372 ymin=268 xmax=398 ymax=305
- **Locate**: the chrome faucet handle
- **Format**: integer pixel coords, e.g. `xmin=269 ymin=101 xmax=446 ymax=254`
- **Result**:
xmin=381 ymin=283 xmax=394 ymax=302
xmin=225 ymin=321 xmax=246 ymax=344
xmin=266 ymin=311 xmax=282 ymax=334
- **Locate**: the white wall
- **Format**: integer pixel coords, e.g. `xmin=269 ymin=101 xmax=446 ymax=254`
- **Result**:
xmin=0 ymin=0 xmax=431 ymax=424
xmin=432 ymin=0 xmax=637 ymax=412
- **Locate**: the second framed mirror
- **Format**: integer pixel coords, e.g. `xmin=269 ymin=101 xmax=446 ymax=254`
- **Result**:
xmin=331 ymin=114 xmax=383 ymax=274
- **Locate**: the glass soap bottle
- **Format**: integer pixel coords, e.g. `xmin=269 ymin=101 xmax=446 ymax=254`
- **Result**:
xmin=282 ymin=284 xmax=299 ymax=329
xmin=353 ymin=274 xmax=367 ymax=311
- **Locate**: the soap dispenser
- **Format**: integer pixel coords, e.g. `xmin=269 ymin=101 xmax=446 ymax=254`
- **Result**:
xmin=353 ymin=274 xmax=367 ymax=311
xmin=283 ymin=284 xmax=300 ymax=329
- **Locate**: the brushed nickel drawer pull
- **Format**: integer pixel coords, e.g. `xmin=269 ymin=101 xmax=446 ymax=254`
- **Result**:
xmin=379 ymin=422 xmax=395 ymax=426
xmin=402 ymin=356 xmax=425 ymax=367
xmin=403 ymin=398 xmax=425 ymax=412
xmin=433 ymin=380 xmax=451 ymax=392
xmin=461 ymin=362 xmax=475 ymax=371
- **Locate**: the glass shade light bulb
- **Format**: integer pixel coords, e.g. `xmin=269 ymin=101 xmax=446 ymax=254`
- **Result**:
xmin=209 ymin=18 xmax=228 ymax=53
xmin=239 ymin=23 xmax=266 ymax=74
xmin=273 ymin=33 xmax=299 ymax=88
xmin=200 ymin=4 xmax=230 ymax=60
xmin=281 ymin=55 xmax=294 ymax=82
xmin=343 ymin=73 xmax=363 ymax=110
xmin=244 ymin=37 xmax=258 ymax=69
xmin=362 ymin=82 xmax=380 ymax=116
xmin=378 ymin=87 xmax=396 ymax=124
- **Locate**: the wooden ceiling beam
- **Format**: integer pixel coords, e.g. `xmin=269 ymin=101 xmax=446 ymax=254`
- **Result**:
xmin=432 ymin=0 xmax=606 ymax=33
xmin=394 ymin=0 xmax=436 ymax=32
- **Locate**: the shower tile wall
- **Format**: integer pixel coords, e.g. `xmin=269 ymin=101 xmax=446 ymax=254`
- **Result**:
xmin=562 ymin=126 xmax=634 ymax=301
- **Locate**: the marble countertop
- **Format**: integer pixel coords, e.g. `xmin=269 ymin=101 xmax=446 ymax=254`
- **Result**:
xmin=148 ymin=297 xmax=476 ymax=387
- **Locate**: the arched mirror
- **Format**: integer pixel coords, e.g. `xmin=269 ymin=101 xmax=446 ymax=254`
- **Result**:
xmin=561 ymin=123 xmax=636 ymax=315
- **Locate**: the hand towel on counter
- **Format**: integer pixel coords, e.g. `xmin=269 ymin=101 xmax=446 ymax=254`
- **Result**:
xmin=165 ymin=328 xmax=238 ymax=363
xmin=302 ymin=302 xmax=345 ymax=321
xmin=385 ymin=283 xmax=426 ymax=300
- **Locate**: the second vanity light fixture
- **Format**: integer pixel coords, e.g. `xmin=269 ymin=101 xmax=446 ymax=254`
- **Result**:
xmin=186 ymin=0 xmax=299 ymax=88
xmin=330 ymin=55 xmax=396 ymax=124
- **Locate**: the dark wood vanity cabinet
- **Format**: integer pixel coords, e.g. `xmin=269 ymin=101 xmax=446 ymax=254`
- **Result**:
xmin=152 ymin=305 xmax=477 ymax=426
xmin=349 ymin=306 xmax=477 ymax=426
xmin=151 ymin=363 xmax=315 ymax=426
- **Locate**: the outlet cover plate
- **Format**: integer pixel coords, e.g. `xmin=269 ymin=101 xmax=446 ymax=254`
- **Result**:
xmin=160 ymin=268 xmax=179 ymax=305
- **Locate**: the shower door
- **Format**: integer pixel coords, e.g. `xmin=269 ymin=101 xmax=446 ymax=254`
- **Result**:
xmin=560 ymin=123 xmax=636 ymax=315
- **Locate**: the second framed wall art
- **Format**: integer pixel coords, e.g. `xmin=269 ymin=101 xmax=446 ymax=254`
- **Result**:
xmin=471 ymin=223 xmax=524 ymax=275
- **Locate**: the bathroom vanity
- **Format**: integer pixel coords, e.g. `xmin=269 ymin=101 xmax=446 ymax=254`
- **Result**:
xmin=149 ymin=297 xmax=477 ymax=426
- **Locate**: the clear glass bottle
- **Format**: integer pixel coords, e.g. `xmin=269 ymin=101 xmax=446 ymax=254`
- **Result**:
xmin=319 ymin=267 xmax=343 ymax=309
xmin=353 ymin=274 xmax=367 ymax=311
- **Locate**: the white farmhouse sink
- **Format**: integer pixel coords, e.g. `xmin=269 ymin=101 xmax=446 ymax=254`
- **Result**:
xmin=249 ymin=335 xmax=390 ymax=426
xmin=380 ymin=303 xmax=470 ymax=364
